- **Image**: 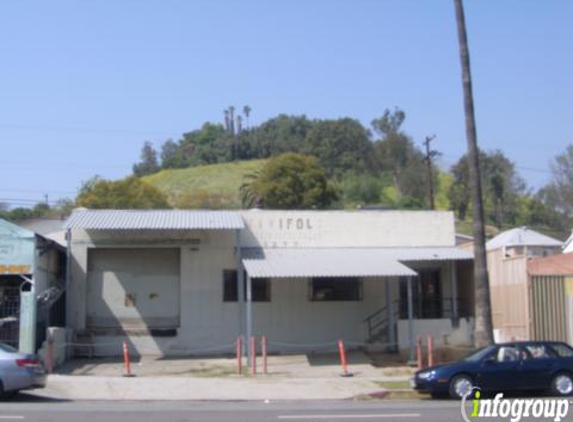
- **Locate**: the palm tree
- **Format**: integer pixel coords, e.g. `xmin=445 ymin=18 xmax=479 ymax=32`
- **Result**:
xmin=453 ymin=0 xmax=494 ymax=347
xmin=224 ymin=109 xmax=230 ymax=132
xmin=243 ymin=105 xmax=252 ymax=129
xmin=229 ymin=106 xmax=235 ymax=135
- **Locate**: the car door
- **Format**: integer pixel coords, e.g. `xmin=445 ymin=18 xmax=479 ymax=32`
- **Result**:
xmin=476 ymin=345 xmax=523 ymax=391
xmin=518 ymin=343 xmax=559 ymax=390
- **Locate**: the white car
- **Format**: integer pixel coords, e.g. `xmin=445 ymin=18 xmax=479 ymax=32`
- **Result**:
xmin=0 ymin=342 xmax=46 ymax=398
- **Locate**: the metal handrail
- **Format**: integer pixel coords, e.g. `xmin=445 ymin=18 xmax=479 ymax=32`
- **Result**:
xmin=364 ymin=297 xmax=471 ymax=341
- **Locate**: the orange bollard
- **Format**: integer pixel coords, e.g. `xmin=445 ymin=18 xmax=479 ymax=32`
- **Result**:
xmin=416 ymin=336 xmax=423 ymax=370
xmin=427 ymin=335 xmax=434 ymax=368
xmin=122 ymin=340 xmax=134 ymax=377
xmin=46 ymin=335 xmax=54 ymax=374
xmin=250 ymin=336 xmax=257 ymax=376
xmin=337 ymin=340 xmax=351 ymax=377
xmin=236 ymin=337 xmax=243 ymax=375
xmin=261 ymin=336 xmax=268 ymax=375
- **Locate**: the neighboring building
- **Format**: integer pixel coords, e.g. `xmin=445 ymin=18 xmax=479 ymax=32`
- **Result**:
xmin=562 ymin=231 xmax=573 ymax=254
xmin=486 ymin=226 xmax=563 ymax=342
xmin=528 ymin=253 xmax=573 ymax=343
xmin=0 ymin=219 xmax=66 ymax=351
xmin=64 ymin=209 xmax=475 ymax=358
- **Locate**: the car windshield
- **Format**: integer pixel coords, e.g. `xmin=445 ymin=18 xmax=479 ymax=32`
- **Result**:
xmin=461 ymin=345 xmax=496 ymax=362
xmin=0 ymin=342 xmax=18 ymax=353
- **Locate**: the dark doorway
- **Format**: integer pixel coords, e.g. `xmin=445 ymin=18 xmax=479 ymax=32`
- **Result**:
xmin=399 ymin=269 xmax=442 ymax=319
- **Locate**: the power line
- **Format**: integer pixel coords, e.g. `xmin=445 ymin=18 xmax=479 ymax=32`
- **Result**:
xmin=0 ymin=123 xmax=171 ymax=137
xmin=438 ymin=153 xmax=554 ymax=175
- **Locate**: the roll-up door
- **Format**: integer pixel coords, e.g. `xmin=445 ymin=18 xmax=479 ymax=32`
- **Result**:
xmin=86 ymin=248 xmax=180 ymax=328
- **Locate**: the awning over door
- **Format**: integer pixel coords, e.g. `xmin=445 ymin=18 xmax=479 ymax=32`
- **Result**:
xmin=242 ymin=248 xmax=418 ymax=278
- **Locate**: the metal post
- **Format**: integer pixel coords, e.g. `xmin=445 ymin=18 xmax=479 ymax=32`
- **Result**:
xmin=388 ymin=301 xmax=396 ymax=350
xmin=451 ymin=261 xmax=459 ymax=321
xmin=246 ymin=274 xmax=253 ymax=367
xmin=386 ymin=280 xmax=396 ymax=349
xmin=407 ymin=276 xmax=415 ymax=362
xmin=18 ymin=277 xmax=36 ymax=354
xmin=236 ymin=229 xmax=245 ymax=355
xmin=65 ymin=228 xmax=72 ymax=358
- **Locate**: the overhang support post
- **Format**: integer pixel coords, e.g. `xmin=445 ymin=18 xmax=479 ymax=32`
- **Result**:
xmin=451 ymin=261 xmax=459 ymax=322
xmin=407 ymin=276 xmax=415 ymax=362
xmin=65 ymin=228 xmax=72 ymax=359
xmin=386 ymin=280 xmax=396 ymax=350
xmin=246 ymin=273 xmax=253 ymax=367
xmin=236 ymin=229 xmax=245 ymax=356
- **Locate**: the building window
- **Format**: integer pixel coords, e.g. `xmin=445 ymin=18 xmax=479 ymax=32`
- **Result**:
xmin=310 ymin=277 xmax=362 ymax=301
xmin=223 ymin=270 xmax=271 ymax=302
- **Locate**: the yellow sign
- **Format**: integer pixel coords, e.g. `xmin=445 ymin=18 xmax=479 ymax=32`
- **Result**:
xmin=0 ymin=265 xmax=32 ymax=274
xmin=565 ymin=277 xmax=573 ymax=296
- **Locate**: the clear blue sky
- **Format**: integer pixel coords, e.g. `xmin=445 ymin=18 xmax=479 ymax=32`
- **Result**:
xmin=0 ymin=0 xmax=571 ymax=207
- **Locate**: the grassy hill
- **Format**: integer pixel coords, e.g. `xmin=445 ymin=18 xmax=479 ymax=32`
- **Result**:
xmin=142 ymin=158 xmax=456 ymax=214
xmin=142 ymin=159 xmax=267 ymax=209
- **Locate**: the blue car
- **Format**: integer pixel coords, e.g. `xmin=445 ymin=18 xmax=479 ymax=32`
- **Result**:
xmin=412 ymin=341 xmax=573 ymax=399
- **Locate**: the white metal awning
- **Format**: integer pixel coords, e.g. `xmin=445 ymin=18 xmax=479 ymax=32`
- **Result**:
xmin=242 ymin=248 xmax=418 ymax=278
xmin=242 ymin=247 xmax=473 ymax=279
xmin=64 ymin=209 xmax=244 ymax=230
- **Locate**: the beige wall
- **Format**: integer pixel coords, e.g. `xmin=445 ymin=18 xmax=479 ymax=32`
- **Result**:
xmin=67 ymin=210 xmax=466 ymax=356
xmin=488 ymin=248 xmax=530 ymax=342
xmin=239 ymin=210 xmax=456 ymax=248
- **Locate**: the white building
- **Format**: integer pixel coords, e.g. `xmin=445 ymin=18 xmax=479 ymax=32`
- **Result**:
xmin=64 ymin=209 xmax=474 ymax=358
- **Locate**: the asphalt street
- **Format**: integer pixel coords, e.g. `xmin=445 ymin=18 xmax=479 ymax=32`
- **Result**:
xmin=0 ymin=397 xmax=467 ymax=422
xmin=3 ymin=395 xmax=571 ymax=422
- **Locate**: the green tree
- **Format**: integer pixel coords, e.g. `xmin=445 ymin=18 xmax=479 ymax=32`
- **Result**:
xmin=540 ymin=144 xmax=573 ymax=217
xmin=448 ymin=150 xmax=526 ymax=226
xmin=340 ymin=172 xmax=385 ymax=206
xmin=133 ymin=141 xmax=160 ymax=176
xmin=76 ymin=176 xmax=170 ymax=209
xmin=243 ymin=105 xmax=252 ymax=129
xmin=371 ymin=108 xmax=428 ymax=204
xmin=240 ymin=153 xmax=338 ymax=209
xmin=304 ymin=118 xmax=374 ymax=177
xmin=178 ymin=123 xmax=230 ymax=166
xmin=251 ymin=114 xmax=314 ymax=158
xmin=160 ymin=139 xmax=181 ymax=169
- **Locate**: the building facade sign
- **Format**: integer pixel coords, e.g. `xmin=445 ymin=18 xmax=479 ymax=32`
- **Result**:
xmin=239 ymin=210 xmax=456 ymax=248
xmin=0 ymin=220 xmax=35 ymax=275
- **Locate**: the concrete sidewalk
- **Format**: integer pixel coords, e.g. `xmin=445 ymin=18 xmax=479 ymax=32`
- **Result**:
xmin=34 ymin=374 xmax=403 ymax=401
xmin=32 ymin=352 xmax=417 ymax=401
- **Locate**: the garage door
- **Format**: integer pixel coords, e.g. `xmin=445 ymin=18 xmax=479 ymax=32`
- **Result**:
xmin=86 ymin=248 xmax=180 ymax=329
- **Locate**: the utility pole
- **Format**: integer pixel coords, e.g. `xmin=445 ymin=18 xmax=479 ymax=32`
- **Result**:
xmin=423 ymin=135 xmax=439 ymax=210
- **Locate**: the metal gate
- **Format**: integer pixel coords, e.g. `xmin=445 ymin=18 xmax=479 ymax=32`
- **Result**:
xmin=530 ymin=276 xmax=567 ymax=342
xmin=0 ymin=278 xmax=23 ymax=348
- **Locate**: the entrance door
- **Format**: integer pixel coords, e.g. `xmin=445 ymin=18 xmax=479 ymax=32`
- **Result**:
xmin=399 ymin=269 xmax=442 ymax=319
xmin=419 ymin=270 xmax=442 ymax=318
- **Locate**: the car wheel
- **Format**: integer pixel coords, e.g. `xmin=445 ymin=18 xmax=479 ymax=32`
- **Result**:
xmin=551 ymin=373 xmax=573 ymax=396
xmin=449 ymin=375 xmax=474 ymax=400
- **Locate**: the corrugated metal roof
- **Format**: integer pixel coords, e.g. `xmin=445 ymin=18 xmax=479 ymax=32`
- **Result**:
xmin=64 ymin=209 xmax=244 ymax=230
xmin=242 ymin=248 xmax=417 ymax=278
xmin=486 ymin=227 xmax=563 ymax=251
